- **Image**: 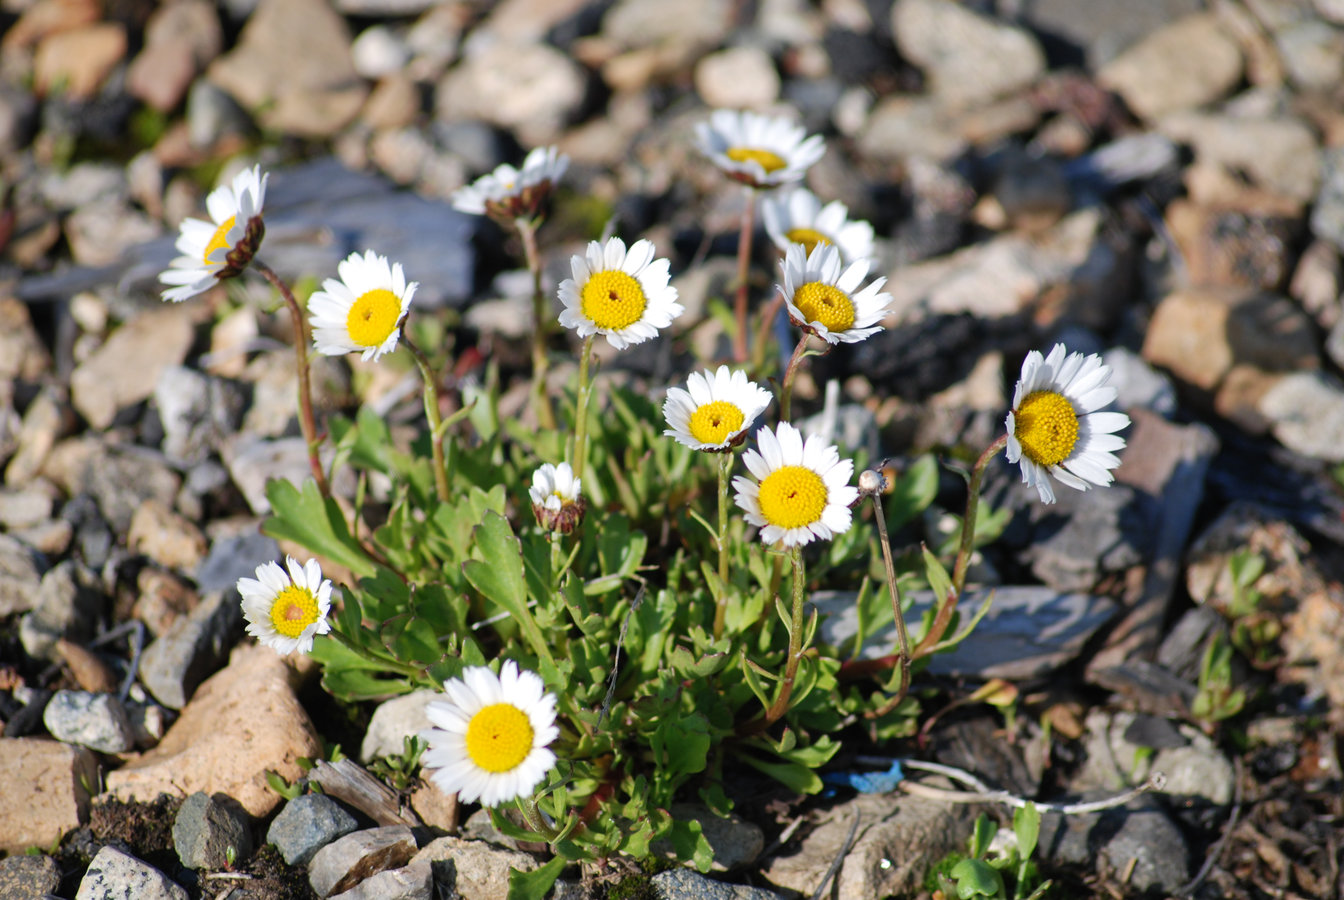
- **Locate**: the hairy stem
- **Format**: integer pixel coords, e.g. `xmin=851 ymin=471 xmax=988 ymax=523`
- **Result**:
xmin=732 ymin=186 xmax=756 ymax=363
xmin=571 ymin=334 xmax=596 ymax=481
xmin=517 ymin=218 xmax=557 ymax=430
xmin=403 ymin=336 xmax=451 ymax=503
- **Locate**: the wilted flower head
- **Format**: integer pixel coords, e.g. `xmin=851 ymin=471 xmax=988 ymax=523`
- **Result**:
xmin=453 ymin=146 xmax=569 ymax=223
xmin=693 ymin=109 xmax=825 ymax=189
xmin=529 ymin=462 xmax=585 ymax=534
xmin=308 ymin=250 xmax=417 ymax=362
xmin=160 ymin=165 xmax=268 ymax=302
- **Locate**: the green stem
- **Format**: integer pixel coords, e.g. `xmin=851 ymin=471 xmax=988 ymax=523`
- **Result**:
xmin=403 ymin=337 xmax=451 ymax=504
xmin=763 ymin=546 xmax=806 ymax=727
xmin=732 ymin=186 xmax=756 ymax=364
xmin=950 ymin=435 xmax=1008 ymax=601
xmin=712 ymin=451 xmax=732 ymax=640
xmin=571 ymin=333 xmax=596 ymax=481
xmin=778 ymin=333 xmax=809 ymax=422
xmin=253 ymin=259 xmax=330 ymax=498
xmin=517 ymin=218 xmax=557 ymax=430
xmin=516 ymin=795 xmax=560 ymax=842
xmin=866 ymin=487 xmax=912 ymax=719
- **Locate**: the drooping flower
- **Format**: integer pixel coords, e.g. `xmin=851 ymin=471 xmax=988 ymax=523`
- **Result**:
xmin=733 ymin=422 xmax=857 ymax=547
xmin=160 ymin=165 xmax=268 ymax=303
xmin=452 ymin=146 xmax=569 ymax=223
xmin=761 ymin=188 xmax=874 ymax=264
xmin=529 ymin=462 xmax=585 ymax=534
xmin=780 ymin=243 xmax=892 ymax=345
xmin=308 ymin=250 xmax=417 ymax=362
xmin=557 ymin=237 xmax=683 ymax=350
xmin=663 ymin=366 xmax=772 ymax=453
xmin=1005 ymin=344 xmax=1130 ymax=504
xmin=237 ymin=557 xmax=333 ymax=656
xmin=693 ymin=109 xmax=825 ymax=189
xmin=420 ymin=661 xmax=559 ymax=807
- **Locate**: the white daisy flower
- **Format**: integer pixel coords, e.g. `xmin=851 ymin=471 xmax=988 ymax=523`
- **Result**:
xmin=160 ymin=165 xmax=268 ymax=303
xmin=761 ymin=188 xmax=875 ymax=264
xmin=452 ymin=146 xmax=569 ymax=221
xmin=780 ymin=242 xmax=892 ymax=345
xmin=663 ymin=365 xmax=773 ymax=452
xmin=1005 ymin=344 xmax=1131 ymax=505
xmin=528 ymin=461 xmax=585 ymax=534
xmin=693 ymin=109 xmax=826 ymax=189
xmin=420 ymin=661 xmax=560 ymax=807
xmin=237 ymin=556 xmax=333 ymax=656
xmin=557 ymin=237 xmax=684 ymax=350
xmin=307 ymin=250 xmax=417 ymax=362
xmin=733 ymin=421 xmax=858 ymax=547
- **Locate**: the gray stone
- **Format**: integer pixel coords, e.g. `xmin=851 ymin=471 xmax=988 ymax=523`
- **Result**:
xmin=1276 ymin=20 xmax=1344 ymax=91
xmin=139 ymin=589 xmax=243 ymax=710
xmin=434 ymin=40 xmax=586 ymax=146
xmin=126 ymin=700 xmax=170 ymax=749
xmin=1103 ymin=348 xmax=1178 ymax=418
xmin=0 ymin=853 xmax=60 ymax=899
xmin=1312 ymin=146 xmax=1344 ymax=252
xmin=43 ymin=690 xmax=135 ymax=754
xmin=5 ymin=386 xmax=69 ymax=488
xmin=194 ymin=529 xmax=282 ymax=594
xmin=0 ymin=85 xmax=38 ymax=158
xmin=0 ymin=533 xmax=45 ymax=617
xmin=892 ymin=0 xmax=1045 ymax=108
xmin=1258 ymin=371 xmax=1344 ymax=462
xmin=1021 ymin=0 xmax=1205 ymax=67
xmin=351 ymin=25 xmax=411 ymax=80
xmin=309 ymin=826 xmax=418 ymax=898
xmin=652 ymin=868 xmax=785 ymax=900
xmin=361 ymin=689 xmax=439 ymax=763
xmin=222 ymin=436 xmax=329 ymax=515
xmin=74 ymin=444 xmax=182 ymax=536
xmin=19 ymin=560 xmax=103 ymax=660
xmin=1026 ymin=484 xmax=1148 ymax=592
xmin=70 ymin=305 xmax=198 ymax=432
xmin=65 ymin=199 xmax=161 ymax=269
xmin=410 ymin=836 xmax=539 ymax=900
xmin=172 ymin=791 xmax=253 ymax=870
xmin=654 ymin=804 xmax=764 ymax=873
xmin=268 ymin=793 xmax=360 ymax=867
xmin=75 ymin=846 xmax=188 ymax=900
xmin=1075 ymin=710 xmax=1235 ymax=807
xmin=1100 ymin=808 xmax=1190 ymax=893
xmin=1160 ymin=111 xmax=1321 ymax=204
xmin=1096 ymin=14 xmax=1242 ymax=121
xmin=0 ymin=481 xmax=59 ymax=531
xmin=154 ymin=366 xmax=247 ymax=466
xmin=185 ymin=80 xmax=253 ymax=149
xmin=817 ymin=586 xmax=1117 ymax=681
xmin=330 ymin=861 xmax=434 ymax=900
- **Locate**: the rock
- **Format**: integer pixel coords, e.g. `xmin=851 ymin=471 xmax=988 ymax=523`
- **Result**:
xmin=5 ymin=386 xmax=69 ymax=487
xmin=1038 ymin=803 xmax=1189 ymax=895
xmin=0 ymin=853 xmax=60 ymax=899
xmin=361 ymin=689 xmax=438 ymax=763
xmin=1312 ymin=146 xmax=1344 ymax=253
xmin=0 ymin=85 xmax=38 ymax=157
xmin=818 ymin=586 xmax=1117 ymax=680
xmin=352 ymin=25 xmax=410 ymax=80
xmin=172 ymin=791 xmax=253 ymax=870
xmin=18 ymin=559 xmax=103 ymax=660
xmin=194 ymin=528 xmax=282 ymax=594
xmin=1020 ymin=0 xmax=1205 ymax=67
xmin=1258 ymin=371 xmax=1344 ymax=461
xmin=0 ymin=533 xmax=45 ymax=617
xmin=407 ymin=780 xmax=458 ymax=832
xmin=139 ymin=588 xmax=243 ymax=710
xmin=268 ymin=793 xmax=360 ymax=866
xmin=1281 ymin=586 xmax=1344 ymax=717
xmin=154 ymin=365 xmax=248 ymax=467
xmin=1165 ymin=194 xmax=1304 ymax=290
xmin=222 ymin=436 xmax=337 ymax=515
xmin=125 ymin=700 xmax=169 ymax=749
xmin=42 ymin=690 xmax=135 ymax=754
xmin=53 ymin=638 xmax=119 ymax=694
xmin=70 ymin=305 xmax=198 ymax=431
xmin=207 ymin=0 xmax=367 ymax=137
xmin=1104 ymin=348 xmax=1178 ymax=418
xmin=1184 ymin=504 xmax=1310 ymax=616
xmin=184 ymin=79 xmax=254 ymax=149
xmin=0 ymin=737 xmax=99 ymax=853
xmin=330 ymin=862 xmax=434 ymax=900
xmin=58 ymin=492 xmax=114 ymax=570
xmin=1276 ymin=20 xmax=1344 ymax=91
xmin=1024 ymin=485 xmax=1148 ymax=592
xmin=309 ymin=826 xmax=419 ymax=898
xmin=892 ymin=0 xmax=1045 ymax=108
xmin=765 ymin=791 xmax=972 ymax=900
xmin=0 ymin=297 xmax=52 ymax=382
xmin=127 ymin=0 xmax=223 ymax=112
xmin=133 ymin=567 xmax=200 ymax=637
xmin=435 ymin=41 xmax=586 ymax=145
xmin=660 ymin=804 xmax=764 ymax=872
xmin=75 ymin=846 xmax=187 ymax=900
xmin=410 ymin=836 xmax=539 ymax=900
xmin=106 ymin=644 xmax=321 ymax=817
xmin=128 ymin=500 xmax=209 ymax=573
xmin=1161 ymin=111 xmax=1321 ymax=204
xmin=0 ymin=480 xmax=59 ymax=531
xmin=1096 ymin=14 xmax=1242 ymax=120
xmin=693 ymin=46 xmax=780 ymax=109
xmin=651 ymin=868 xmax=785 ymax=899
xmin=64 ymin=199 xmax=162 ymax=268
xmin=240 ymin=348 xmax=349 ymax=439
xmin=1075 ymin=710 xmax=1234 ymax=806
xmin=33 ymin=23 xmax=127 ymax=100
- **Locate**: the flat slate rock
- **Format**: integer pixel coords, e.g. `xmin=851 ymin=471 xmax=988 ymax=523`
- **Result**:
xmin=816 ymin=585 xmax=1116 ymax=680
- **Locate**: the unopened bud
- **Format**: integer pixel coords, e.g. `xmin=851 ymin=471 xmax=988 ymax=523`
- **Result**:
xmin=858 ymin=468 xmax=886 ymax=496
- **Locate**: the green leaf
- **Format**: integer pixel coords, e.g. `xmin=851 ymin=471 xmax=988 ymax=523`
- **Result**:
xmin=652 ymin=713 xmax=711 ymax=778
xmin=923 ymin=544 xmax=953 ymax=603
xmin=1013 ymin=802 xmax=1040 ymax=862
xmin=968 ymin=813 xmax=998 ymax=859
xmin=669 ymin=819 xmax=715 ymax=873
xmin=887 ymin=454 xmax=939 ymax=530
xmin=738 ymin=753 xmax=823 ymax=794
xmin=262 ymin=479 xmax=377 ymax=578
xmin=951 ymin=858 xmax=1005 ymax=898
xmin=507 ymin=856 xmax=566 ymax=900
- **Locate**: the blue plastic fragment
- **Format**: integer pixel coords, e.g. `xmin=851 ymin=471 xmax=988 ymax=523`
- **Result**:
xmin=821 ymin=759 xmax=904 ymax=794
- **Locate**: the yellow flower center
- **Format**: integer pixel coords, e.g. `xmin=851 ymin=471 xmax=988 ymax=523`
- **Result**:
xmin=757 ymin=465 xmax=828 ymax=530
xmin=204 ymin=215 xmax=237 ymax=264
xmin=688 ymin=400 xmax=745 ymax=445
xmin=346 ymin=288 xmax=403 ymax=348
xmin=1014 ymin=390 xmax=1080 ymax=468
xmin=269 ymin=585 xmax=320 ymax=639
xmin=726 ymin=147 xmax=787 ymax=173
xmin=793 ymin=282 xmax=855 ymax=333
xmin=465 ymin=703 xmax=535 ymax=773
xmin=785 ymin=227 xmax=832 ymax=257
xmin=580 ymin=270 xmax=648 ymax=331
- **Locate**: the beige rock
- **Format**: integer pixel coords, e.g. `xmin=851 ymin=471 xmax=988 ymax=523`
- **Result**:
xmin=694 ymin=46 xmax=781 ymax=110
xmin=1141 ymin=288 xmax=1237 ymax=391
xmin=892 ymin=0 xmax=1045 ymax=108
xmin=128 ymin=0 xmax=223 ymax=111
xmin=0 ymin=297 xmax=53 ymax=381
xmin=105 ymin=644 xmax=320 ymax=817
xmin=70 ymin=305 xmax=199 ymax=431
xmin=410 ymin=836 xmax=538 ymax=900
xmin=133 ymin=567 xmax=201 ymax=637
xmin=127 ymin=500 xmax=208 ymax=572
xmin=408 ymin=781 xmax=458 ymax=833
xmin=1097 ymin=14 xmax=1242 ymax=120
xmin=4 ymin=386 xmax=71 ymax=487
xmin=0 ymin=737 xmax=98 ymax=853
xmin=1 ymin=0 xmax=100 ymax=52
xmin=435 ymin=41 xmax=586 ymax=145
xmin=1166 ymin=195 xmax=1303 ymax=291
xmin=1213 ymin=365 xmax=1282 ymax=435
xmin=1161 ymin=111 xmax=1321 ymax=204
xmin=361 ymin=74 xmax=421 ymax=131
xmin=479 ymin=0 xmax=592 ymax=43
xmin=34 ymin=23 xmax=127 ymax=100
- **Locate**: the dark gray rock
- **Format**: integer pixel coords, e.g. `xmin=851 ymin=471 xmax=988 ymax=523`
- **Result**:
xmin=172 ymin=791 xmax=253 ymax=870
xmin=139 ymin=589 xmax=243 ymax=709
xmin=154 ymin=366 xmax=248 ymax=466
xmin=1024 ymin=484 xmax=1149 ymax=592
xmin=76 ymin=845 xmax=188 ymax=900
xmin=194 ymin=531 xmax=281 ymax=594
xmin=61 ymin=494 xmax=114 ymax=570
xmin=2 ymin=687 xmax=52 ymax=737
xmin=1021 ymin=0 xmax=1206 ymax=67
xmin=648 ymin=804 xmax=764 ymax=873
xmin=18 ymin=559 xmax=103 ymax=659
xmin=1098 ymin=807 xmax=1190 ymax=893
xmin=43 ymin=690 xmax=136 ymax=753
xmin=268 ymin=793 xmax=360 ymax=867
xmin=651 ymin=868 xmax=786 ymax=900
xmin=0 ymin=853 xmax=60 ymax=899
xmin=308 ymin=826 xmax=418 ymax=898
